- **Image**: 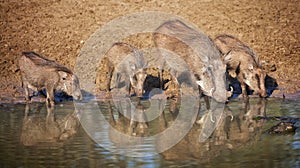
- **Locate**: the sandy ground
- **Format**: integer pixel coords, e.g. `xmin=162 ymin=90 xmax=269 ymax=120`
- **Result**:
xmin=0 ymin=0 xmax=299 ymax=102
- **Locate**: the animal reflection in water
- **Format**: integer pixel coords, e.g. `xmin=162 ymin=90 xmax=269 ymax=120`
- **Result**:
xmin=104 ymin=97 xmax=266 ymax=159
xmin=20 ymin=104 xmax=80 ymax=146
xmin=158 ymin=98 xmax=267 ymax=162
xmin=106 ymin=97 xmax=176 ymax=146
xmin=108 ymin=100 xmax=149 ymax=147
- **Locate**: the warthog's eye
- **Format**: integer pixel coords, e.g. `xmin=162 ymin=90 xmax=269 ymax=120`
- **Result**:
xmin=62 ymin=77 xmax=66 ymax=80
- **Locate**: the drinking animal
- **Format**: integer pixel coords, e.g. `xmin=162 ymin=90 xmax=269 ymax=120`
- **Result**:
xmin=214 ymin=34 xmax=267 ymax=98
xmin=99 ymin=42 xmax=148 ymax=98
xmin=19 ymin=52 xmax=82 ymax=106
xmin=154 ymin=20 xmax=229 ymax=103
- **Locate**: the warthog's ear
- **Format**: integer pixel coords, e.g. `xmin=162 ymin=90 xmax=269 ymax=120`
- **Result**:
xmin=248 ymin=64 xmax=254 ymax=72
xmin=261 ymin=60 xmax=276 ymax=73
xmin=143 ymin=61 xmax=148 ymax=69
xmin=72 ymin=74 xmax=79 ymax=83
xmin=58 ymin=71 xmax=69 ymax=80
xmin=196 ymin=80 xmax=204 ymax=88
xmin=223 ymin=51 xmax=238 ymax=78
xmin=223 ymin=50 xmax=232 ymax=64
xmin=228 ymin=70 xmax=237 ymax=78
xmin=129 ymin=61 xmax=136 ymax=71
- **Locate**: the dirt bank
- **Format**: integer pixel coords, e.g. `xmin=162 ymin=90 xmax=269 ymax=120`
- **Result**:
xmin=1 ymin=0 xmax=299 ymax=102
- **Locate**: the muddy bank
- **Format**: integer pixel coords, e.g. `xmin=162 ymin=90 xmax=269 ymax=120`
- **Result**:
xmin=0 ymin=0 xmax=299 ymax=101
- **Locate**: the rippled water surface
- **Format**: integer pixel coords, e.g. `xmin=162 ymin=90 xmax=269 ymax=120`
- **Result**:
xmin=0 ymin=98 xmax=299 ymax=167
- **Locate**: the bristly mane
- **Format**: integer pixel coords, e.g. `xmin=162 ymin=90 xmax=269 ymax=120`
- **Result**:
xmin=22 ymin=52 xmax=54 ymax=62
xmin=21 ymin=51 xmax=73 ymax=74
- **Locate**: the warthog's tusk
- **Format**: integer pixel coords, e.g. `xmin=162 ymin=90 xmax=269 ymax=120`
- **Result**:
xmin=210 ymin=88 xmax=214 ymax=96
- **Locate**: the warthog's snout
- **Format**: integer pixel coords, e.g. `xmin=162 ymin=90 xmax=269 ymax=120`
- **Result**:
xmin=253 ymin=89 xmax=267 ymax=98
xmin=130 ymin=70 xmax=147 ymax=98
xmin=72 ymin=91 xmax=82 ymax=100
xmin=71 ymin=76 xmax=82 ymax=101
xmin=135 ymin=88 xmax=145 ymax=98
xmin=260 ymin=91 xmax=267 ymax=98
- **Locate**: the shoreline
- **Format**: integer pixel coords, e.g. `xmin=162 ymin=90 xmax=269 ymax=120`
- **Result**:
xmin=0 ymin=90 xmax=298 ymax=105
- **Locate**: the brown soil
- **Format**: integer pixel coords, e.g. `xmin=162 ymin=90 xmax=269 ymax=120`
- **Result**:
xmin=1 ymin=0 xmax=299 ymax=102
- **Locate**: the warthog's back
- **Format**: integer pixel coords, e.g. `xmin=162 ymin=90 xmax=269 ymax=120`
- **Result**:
xmin=214 ymin=34 xmax=260 ymax=66
xmin=20 ymin=52 xmax=73 ymax=74
xmin=19 ymin=52 xmax=59 ymax=89
xmin=214 ymin=34 xmax=252 ymax=53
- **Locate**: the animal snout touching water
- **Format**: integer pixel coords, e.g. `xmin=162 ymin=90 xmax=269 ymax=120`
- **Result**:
xmin=97 ymin=42 xmax=148 ymax=98
xmin=154 ymin=20 xmax=230 ymax=103
xmin=130 ymin=69 xmax=147 ymax=98
xmin=214 ymin=34 xmax=268 ymax=98
xmin=18 ymin=52 xmax=82 ymax=106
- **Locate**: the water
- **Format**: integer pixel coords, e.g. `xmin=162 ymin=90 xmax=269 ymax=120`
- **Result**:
xmin=0 ymin=98 xmax=299 ymax=167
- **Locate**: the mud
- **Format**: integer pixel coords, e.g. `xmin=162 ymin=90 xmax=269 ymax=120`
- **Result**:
xmin=1 ymin=0 xmax=299 ymax=102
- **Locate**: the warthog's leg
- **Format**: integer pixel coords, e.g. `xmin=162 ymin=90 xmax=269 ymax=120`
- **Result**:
xmin=159 ymin=69 xmax=163 ymax=90
xmin=46 ymin=85 xmax=55 ymax=107
xmin=106 ymin=76 xmax=111 ymax=92
xmin=128 ymin=82 xmax=132 ymax=97
xmin=106 ymin=69 xmax=113 ymax=92
xmin=259 ymin=72 xmax=267 ymax=98
xmin=198 ymin=85 xmax=210 ymax=110
xmin=240 ymin=82 xmax=248 ymax=99
xmin=204 ymin=96 xmax=210 ymax=110
xmin=23 ymin=82 xmax=31 ymax=102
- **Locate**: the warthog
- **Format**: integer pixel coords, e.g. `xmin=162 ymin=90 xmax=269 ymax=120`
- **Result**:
xmin=214 ymin=34 xmax=267 ymax=98
xmin=103 ymin=42 xmax=148 ymax=98
xmin=154 ymin=20 xmax=230 ymax=103
xmin=19 ymin=52 xmax=82 ymax=106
